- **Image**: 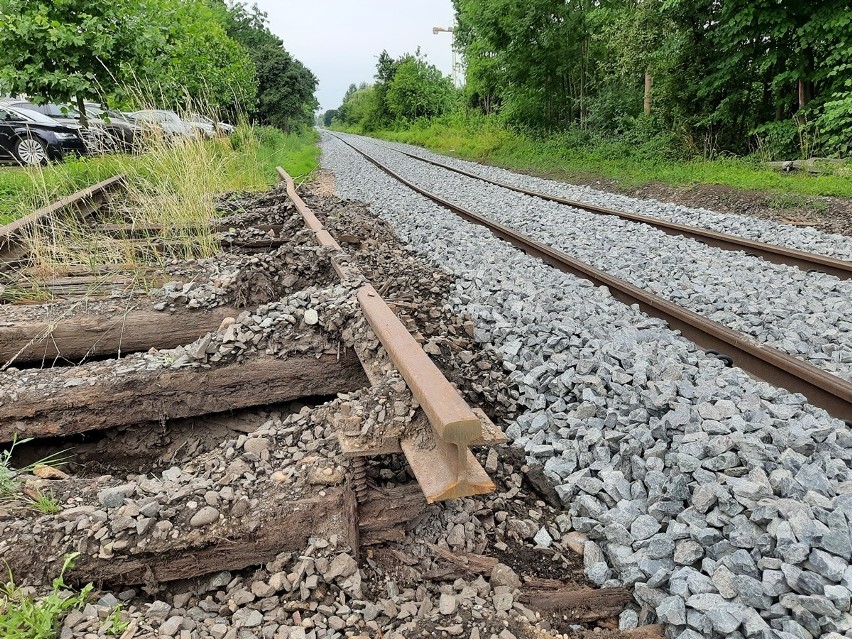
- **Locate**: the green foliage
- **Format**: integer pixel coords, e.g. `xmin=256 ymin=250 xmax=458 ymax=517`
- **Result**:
xmin=102 ymin=606 xmax=129 ymax=636
xmin=0 ymin=0 xmax=318 ymax=128
xmin=443 ymin=0 xmax=852 ymax=158
xmin=817 ymin=91 xmax=852 ymax=157
xmin=0 ymin=0 xmax=159 ymax=120
xmin=219 ymin=2 xmax=318 ymax=130
xmin=151 ymin=0 xmax=257 ymax=116
xmin=369 ymin=114 xmax=852 ymax=198
xmin=386 ymin=54 xmax=454 ymax=121
xmin=25 ymin=489 xmax=60 ymax=515
xmin=0 ymin=553 xmax=93 ymax=639
xmin=334 ymin=50 xmax=455 ymax=131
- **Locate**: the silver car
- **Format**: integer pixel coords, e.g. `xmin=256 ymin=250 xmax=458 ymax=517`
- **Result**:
xmin=128 ymin=109 xmax=195 ymax=140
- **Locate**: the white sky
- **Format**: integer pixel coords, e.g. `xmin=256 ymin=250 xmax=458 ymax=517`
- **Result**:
xmin=252 ymin=0 xmax=456 ymax=112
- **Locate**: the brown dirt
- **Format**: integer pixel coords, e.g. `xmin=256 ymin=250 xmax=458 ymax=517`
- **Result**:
xmin=521 ymin=169 xmax=852 ymax=236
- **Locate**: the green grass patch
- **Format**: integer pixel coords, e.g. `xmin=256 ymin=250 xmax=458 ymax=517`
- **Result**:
xmin=352 ymin=116 xmax=852 ymax=200
xmin=0 ymin=126 xmax=319 ymax=227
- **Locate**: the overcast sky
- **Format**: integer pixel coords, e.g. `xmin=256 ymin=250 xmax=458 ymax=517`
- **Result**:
xmin=253 ymin=0 xmax=456 ymax=113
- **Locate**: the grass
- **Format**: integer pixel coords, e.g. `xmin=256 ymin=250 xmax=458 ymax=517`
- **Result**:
xmin=0 ymin=125 xmax=319 ymax=227
xmin=0 ymin=553 xmax=94 ymax=639
xmin=0 ymin=435 xmax=69 ymax=504
xmin=2 ymin=124 xmax=319 ymax=284
xmin=346 ymin=116 xmax=852 ymax=200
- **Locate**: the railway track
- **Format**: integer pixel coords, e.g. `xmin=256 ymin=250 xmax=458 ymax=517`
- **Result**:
xmin=327 ymin=131 xmax=852 ymax=423
xmin=377 ymin=143 xmax=852 ymax=280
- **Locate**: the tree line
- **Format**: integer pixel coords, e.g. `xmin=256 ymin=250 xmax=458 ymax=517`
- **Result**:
xmin=0 ymin=0 xmax=317 ymax=130
xmin=331 ymin=0 xmax=852 ymax=159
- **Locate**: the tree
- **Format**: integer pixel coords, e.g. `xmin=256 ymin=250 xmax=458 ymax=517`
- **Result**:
xmin=386 ymin=53 xmax=454 ymax=120
xmin=219 ymin=1 xmax=318 ymax=130
xmin=0 ymin=0 xmax=161 ymax=125
xmin=154 ymin=0 xmax=256 ymax=118
xmin=322 ymin=109 xmax=338 ymax=126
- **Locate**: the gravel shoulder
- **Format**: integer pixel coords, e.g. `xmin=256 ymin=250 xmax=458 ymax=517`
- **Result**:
xmin=376 ymin=137 xmax=852 ymax=255
xmin=322 ymin=130 xmax=852 ymax=639
xmin=337 ymin=133 xmax=852 ymax=383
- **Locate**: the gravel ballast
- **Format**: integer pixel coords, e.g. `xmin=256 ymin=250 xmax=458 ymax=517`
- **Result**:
xmin=376 ymin=136 xmax=852 ymax=263
xmin=322 ymin=131 xmax=852 ymax=639
xmin=335 ymin=133 xmax=852 ymax=383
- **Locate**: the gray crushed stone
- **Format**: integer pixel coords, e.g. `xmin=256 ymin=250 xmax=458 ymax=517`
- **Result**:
xmin=337 ymin=133 xmax=852 ymax=382
xmin=321 ymin=130 xmax=852 ymax=639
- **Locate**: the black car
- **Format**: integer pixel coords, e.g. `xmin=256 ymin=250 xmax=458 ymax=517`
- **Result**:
xmin=6 ymin=100 xmax=107 ymax=152
xmin=0 ymin=105 xmax=86 ymax=165
xmin=84 ymin=103 xmax=142 ymax=152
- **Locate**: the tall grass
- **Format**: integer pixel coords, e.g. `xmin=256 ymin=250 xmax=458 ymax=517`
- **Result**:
xmin=1 ymin=122 xmax=319 ymax=300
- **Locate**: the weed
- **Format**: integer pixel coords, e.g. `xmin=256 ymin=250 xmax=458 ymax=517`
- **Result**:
xmin=102 ymin=605 xmax=129 ymax=637
xmin=0 ymin=552 xmax=92 ymax=639
xmin=0 ymin=435 xmax=70 ymax=501
xmin=25 ymin=489 xmax=60 ymax=515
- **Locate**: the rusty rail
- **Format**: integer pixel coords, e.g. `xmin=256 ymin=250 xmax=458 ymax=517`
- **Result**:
xmin=0 ymin=175 xmax=125 ymax=267
xmin=277 ymin=167 xmax=496 ymax=502
xmin=376 ymin=143 xmax=852 ymax=281
xmin=326 ymin=133 xmax=852 ymax=423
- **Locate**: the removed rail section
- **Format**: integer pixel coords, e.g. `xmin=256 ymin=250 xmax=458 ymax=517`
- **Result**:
xmin=327 ymin=132 xmax=852 ymax=422
xmin=379 ymin=142 xmax=852 ymax=281
xmin=277 ymin=166 xmax=499 ymax=502
xmin=0 ymin=175 xmax=125 ymax=269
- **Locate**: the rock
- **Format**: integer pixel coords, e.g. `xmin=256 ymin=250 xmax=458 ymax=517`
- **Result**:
xmin=146 ymin=601 xmax=172 ymax=620
xmin=808 ymin=548 xmax=846 ymax=582
xmin=98 ymin=483 xmax=136 ymax=509
xmin=446 ymin=523 xmax=466 ymax=546
xmin=159 ymin=616 xmax=183 ymax=637
xmin=533 ymin=527 xmax=553 ymax=547
xmin=439 ymin=593 xmax=457 ymax=615
xmin=733 ymin=574 xmax=770 ymax=609
xmin=324 ymin=553 xmax=357 ymax=581
xmin=189 ymin=506 xmax=219 ymax=527
xmin=303 ymin=309 xmax=319 ymax=325
xmin=490 ymin=563 xmax=521 ymax=590
xmin=232 ymin=608 xmax=263 ymax=628
xmin=492 ymin=592 xmax=513 ymax=612
xmin=674 ymin=540 xmax=703 ymax=565
xmin=244 ymin=437 xmax=269 ymax=456
xmin=630 ymin=514 xmax=661 ymax=541
xmin=619 ymin=608 xmax=639 ymax=630
xmin=656 ymin=595 xmax=687 ymax=625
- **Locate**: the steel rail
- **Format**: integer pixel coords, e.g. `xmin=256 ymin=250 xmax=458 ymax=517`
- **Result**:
xmin=370 ymin=141 xmax=852 ymax=281
xmin=277 ymin=166 xmax=497 ymax=502
xmin=327 ymin=132 xmax=852 ymax=422
xmin=0 ymin=175 xmax=125 ymax=267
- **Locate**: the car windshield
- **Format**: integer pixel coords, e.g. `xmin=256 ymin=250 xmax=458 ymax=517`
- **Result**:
xmin=86 ymin=105 xmax=130 ymax=122
xmin=5 ymin=106 xmax=61 ymax=125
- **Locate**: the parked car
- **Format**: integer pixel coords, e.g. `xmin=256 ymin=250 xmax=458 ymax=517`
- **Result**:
xmin=128 ymin=109 xmax=194 ymax=141
xmin=83 ymin=103 xmax=142 ymax=152
xmin=185 ymin=113 xmax=235 ymax=136
xmin=0 ymin=104 xmax=85 ymax=165
xmin=4 ymin=100 xmax=107 ymax=152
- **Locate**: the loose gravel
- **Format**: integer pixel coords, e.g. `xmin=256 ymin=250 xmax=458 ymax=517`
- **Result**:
xmin=336 ymin=133 xmax=852 ymax=383
xmin=376 ymin=137 xmax=852 ymax=263
xmin=322 ymin=131 xmax=852 ymax=639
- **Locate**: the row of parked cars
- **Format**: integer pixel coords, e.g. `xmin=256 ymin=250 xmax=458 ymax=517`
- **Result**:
xmin=0 ymin=100 xmax=235 ymax=165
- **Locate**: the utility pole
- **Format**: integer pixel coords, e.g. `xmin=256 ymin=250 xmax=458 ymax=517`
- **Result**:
xmin=433 ymin=26 xmax=461 ymax=87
